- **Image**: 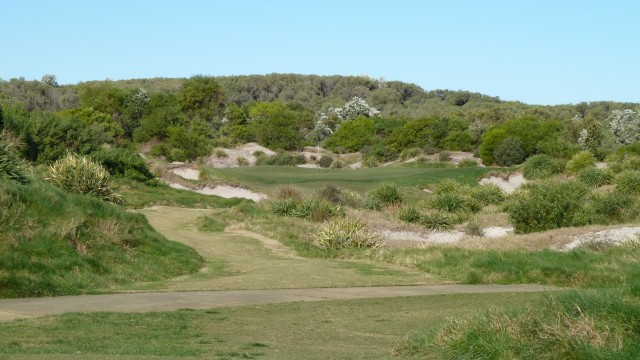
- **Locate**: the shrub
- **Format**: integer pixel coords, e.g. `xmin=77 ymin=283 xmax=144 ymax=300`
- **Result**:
xmin=270 ymin=198 xmax=299 ymax=216
xmin=252 ymin=150 xmax=265 ymax=157
xmin=214 ymin=148 xmax=228 ymax=158
xmin=362 ymin=156 xmax=380 ymax=168
xmin=293 ymin=199 xmax=343 ymax=222
xmin=438 ymin=151 xmax=451 ymax=162
xmin=428 ymin=192 xmax=480 ymax=213
xmin=577 ymin=167 xmax=613 ymax=187
xmin=89 ymin=148 xmax=154 ymax=183
xmin=457 ymin=159 xmax=477 ymax=168
xmin=493 ymin=137 xmax=526 ymax=166
xmin=331 ymin=158 xmax=346 ymax=169
xmin=312 ymin=218 xmax=381 ymax=250
xmin=317 ymin=185 xmax=344 ymax=204
xmin=277 ymin=184 xmax=302 ymax=199
xmin=367 ymin=183 xmax=403 ymax=206
xmin=522 ymin=154 xmax=565 ymax=179
xmin=615 ymin=170 xmax=640 ymax=195
xmin=318 ymin=155 xmax=333 ymax=168
xmin=399 ymin=205 xmax=421 ymax=223
xmin=399 ymin=147 xmax=421 ymax=161
xmin=505 ymin=180 xmax=589 ymax=233
xmin=565 ymin=151 xmax=597 ymax=174
xmin=589 ymin=191 xmax=635 ymax=223
xmin=419 ymin=211 xmax=454 ymax=230
xmin=464 ymin=219 xmax=484 ymax=236
xmin=45 ymin=153 xmax=122 ymax=204
xmin=255 ymin=152 xmax=305 ymax=166
xmin=236 ymin=156 xmax=249 ymax=166
xmin=0 ymin=140 xmax=28 ymax=184
xmin=435 ymin=179 xmax=464 ymax=194
xmin=470 ymin=184 xmax=506 ymax=206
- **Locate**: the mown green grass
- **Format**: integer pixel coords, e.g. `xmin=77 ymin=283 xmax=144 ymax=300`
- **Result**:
xmin=0 ymin=178 xmax=202 ymax=298
xmin=0 ymin=292 xmax=541 ymax=359
xmin=202 ymin=166 xmax=493 ymax=195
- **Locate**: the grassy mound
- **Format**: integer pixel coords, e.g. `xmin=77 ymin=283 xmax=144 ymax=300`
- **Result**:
xmin=0 ymin=178 xmax=202 ymax=298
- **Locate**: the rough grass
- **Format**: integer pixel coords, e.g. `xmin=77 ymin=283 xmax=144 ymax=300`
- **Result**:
xmin=395 ymin=290 xmax=640 ymax=359
xmin=0 ymin=178 xmax=202 ymax=298
xmin=0 ymin=293 xmax=540 ymax=359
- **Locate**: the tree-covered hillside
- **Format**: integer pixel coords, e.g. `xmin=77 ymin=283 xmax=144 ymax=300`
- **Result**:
xmin=1 ymin=73 xmax=638 ymax=166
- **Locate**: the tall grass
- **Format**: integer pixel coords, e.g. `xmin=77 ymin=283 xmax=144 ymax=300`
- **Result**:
xmin=0 ymin=178 xmax=201 ymax=298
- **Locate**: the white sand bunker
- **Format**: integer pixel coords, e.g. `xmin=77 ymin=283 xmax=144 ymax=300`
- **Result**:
xmin=379 ymin=230 xmax=465 ymax=244
xmin=168 ymin=182 xmax=190 ymax=190
xmin=563 ymin=226 xmax=640 ymax=251
xmin=171 ymin=168 xmax=201 ymax=180
xmin=195 ymin=185 xmax=268 ymax=202
xmin=208 ymin=143 xmax=276 ymax=168
xmin=482 ymin=226 xmax=514 ymax=238
xmin=479 ymin=173 xmax=526 ymax=194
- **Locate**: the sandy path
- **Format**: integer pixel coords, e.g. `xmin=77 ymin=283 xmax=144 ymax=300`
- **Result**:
xmin=0 ymin=284 xmax=559 ymax=322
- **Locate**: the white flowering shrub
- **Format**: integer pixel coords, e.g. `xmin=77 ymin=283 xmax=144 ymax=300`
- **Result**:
xmin=313 ymin=97 xmax=380 ymax=142
xmin=609 ymin=109 xmax=640 ymax=145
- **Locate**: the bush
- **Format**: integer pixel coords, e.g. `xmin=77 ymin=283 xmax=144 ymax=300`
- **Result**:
xmin=214 ymin=149 xmax=228 ymax=158
xmin=399 ymin=205 xmax=421 ymax=223
xmin=522 ymin=154 xmax=565 ymax=179
xmin=89 ymin=148 xmax=154 ymax=183
xmin=438 ymin=151 xmax=451 ymax=162
xmin=565 ymin=151 xmax=597 ymax=174
xmin=399 ymin=147 xmax=421 ymax=161
xmin=317 ymin=185 xmax=344 ymax=204
xmin=255 ymin=152 xmax=305 ymax=166
xmin=419 ymin=211 xmax=454 ymax=230
xmin=270 ymin=198 xmax=299 ymax=216
xmin=312 ymin=218 xmax=381 ymax=250
xmin=367 ymin=183 xmax=403 ymax=206
xmin=505 ymin=180 xmax=589 ymax=233
xmin=434 ymin=179 xmax=463 ymax=194
xmin=615 ymin=170 xmax=640 ymax=195
xmin=0 ymin=139 xmax=28 ymax=184
xmin=45 ymin=153 xmax=122 ymax=204
xmin=293 ymin=199 xmax=343 ymax=222
xmin=457 ymin=159 xmax=477 ymax=168
xmin=318 ymin=155 xmax=333 ymax=168
xmin=470 ymin=184 xmax=506 ymax=206
xmin=428 ymin=192 xmax=480 ymax=213
xmin=493 ymin=137 xmax=526 ymax=166
xmin=236 ymin=156 xmax=249 ymax=166
xmin=589 ymin=191 xmax=635 ymax=223
xmin=577 ymin=167 xmax=613 ymax=187
xmin=362 ymin=156 xmax=380 ymax=168
xmin=277 ymin=184 xmax=302 ymax=199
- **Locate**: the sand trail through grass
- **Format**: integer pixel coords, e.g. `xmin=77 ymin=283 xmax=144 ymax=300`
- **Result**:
xmin=134 ymin=206 xmax=435 ymax=292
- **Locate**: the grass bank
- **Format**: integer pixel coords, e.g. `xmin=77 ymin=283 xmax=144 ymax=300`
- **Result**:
xmin=0 ymin=178 xmax=202 ymax=298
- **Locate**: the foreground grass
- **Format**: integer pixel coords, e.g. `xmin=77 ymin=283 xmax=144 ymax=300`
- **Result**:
xmin=0 ymin=292 xmax=540 ymax=359
xmin=0 ymin=178 xmax=201 ymax=298
xmin=396 ymin=289 xmax=640 ymax=359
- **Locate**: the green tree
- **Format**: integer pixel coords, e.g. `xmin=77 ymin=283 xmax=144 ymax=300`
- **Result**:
xmin=248 ymin=102 xmax=303 ymax=150
xmin=325 ymin=117 xmax=376 ymax=152
xmin=179 ymin=76 xmax=226 ymax=124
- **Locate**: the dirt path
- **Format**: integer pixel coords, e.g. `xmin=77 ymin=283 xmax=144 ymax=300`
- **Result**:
xmin=0 ymin=284 xmax=559 ymax=322
xmin=133 ymin=206 xmax=435 ymax=292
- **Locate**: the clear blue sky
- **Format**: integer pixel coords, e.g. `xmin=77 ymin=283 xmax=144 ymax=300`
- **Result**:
xmin=1 ymin=0 xmax=638 ymax=105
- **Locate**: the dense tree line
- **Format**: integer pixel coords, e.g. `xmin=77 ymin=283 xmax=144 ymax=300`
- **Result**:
xmin=1 ymin=74 xmax=639 ymax=176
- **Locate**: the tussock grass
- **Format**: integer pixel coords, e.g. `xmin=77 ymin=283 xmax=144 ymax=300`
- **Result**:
xmin=395 ymin=290 xmax=640 ymax=359
xmin=0 ymin=178 xmax=201 ymax=298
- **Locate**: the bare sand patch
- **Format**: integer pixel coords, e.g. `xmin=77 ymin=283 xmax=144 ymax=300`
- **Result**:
xmin=195 ymin=185 xmax=268 ymax=202
xmin=563 ymin=226 xmax=640 ymax=250
xmin=171 ymin=168 xmax=200 ymax=180
xmin=207 ymin=143 xmax=276 ymax=168
xmin=483 ymin=226 xmax=514 ymax=238
xmin=479 ymin=173 xmax=526 ymax=194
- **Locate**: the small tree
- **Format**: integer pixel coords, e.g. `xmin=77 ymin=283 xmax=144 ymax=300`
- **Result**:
xmin=493 ymin=137 xmax=526 ymax=166
xmin=609 ymin=109 xmax=640 ymax=145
